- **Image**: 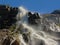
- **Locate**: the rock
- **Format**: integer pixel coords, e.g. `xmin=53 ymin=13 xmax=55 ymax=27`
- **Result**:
xmin=0 ymin=5 xmax=18 ymax=29
xmin=28 ymin=12 xmax=40 ymax=24
xmin=34 ymin=12 xmax=40 ymax=19
xmin=22 ymin=33 xmax=29 ymax=43
xmin=28 ymin=12 xmax=35 ymax=24
xmin=11 ymin=40 xmax=20 ymax=45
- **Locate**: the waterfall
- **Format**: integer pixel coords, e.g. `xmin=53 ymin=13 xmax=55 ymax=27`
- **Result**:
xmin=14 ymin=6 xmax=60 ymax=45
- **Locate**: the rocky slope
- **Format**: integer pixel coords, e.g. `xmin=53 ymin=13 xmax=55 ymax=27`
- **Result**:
xmin=0 ymin=5 xmax=18 ymax=29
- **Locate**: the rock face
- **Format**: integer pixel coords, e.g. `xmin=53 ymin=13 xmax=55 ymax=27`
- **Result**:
xmin=42 ymin=14 xmax=60 ymax=24
xmin=28 ymin=12 xmax=41 ymax=25
xmin=0 ymin=5 xmax=18 ymax=29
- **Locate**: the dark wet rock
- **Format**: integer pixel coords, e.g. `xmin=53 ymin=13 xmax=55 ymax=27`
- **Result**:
xmin=28 ymin=12 xmax=32 ymax=17
xmin=22 ymin=33 xmax=29 ymax=43
xmin=28 ymin=12 xmax=40 ymax=25
xmin=11 ymin=40 xmax=20 ymax=45
xmin=34 ymin=12 xmax=40 ymax=19
xmin=40 ymin=40 xmax=45 ymax=45
xmin=0 ymin=5 xmax=18 ymax=29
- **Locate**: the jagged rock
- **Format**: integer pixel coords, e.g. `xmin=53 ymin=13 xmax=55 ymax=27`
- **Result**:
xmin=22 ymin=33 xmax=29 ymax=43
xmin=0 ymin=5 xmax=18 ymax=29
xmin=28 ymin=12 xmax=40 ymax=24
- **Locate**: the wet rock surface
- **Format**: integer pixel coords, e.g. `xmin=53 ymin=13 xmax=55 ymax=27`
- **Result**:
xmin=11 ymin=40 xmax=20 ymax=45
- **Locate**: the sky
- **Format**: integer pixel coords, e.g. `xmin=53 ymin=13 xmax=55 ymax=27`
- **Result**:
xmin=0 ymin=0 xmax=60 ymax=13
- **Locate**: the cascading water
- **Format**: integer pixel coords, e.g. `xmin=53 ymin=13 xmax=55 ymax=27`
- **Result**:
xmin=14 ymin=6 xmax=60 ymax=45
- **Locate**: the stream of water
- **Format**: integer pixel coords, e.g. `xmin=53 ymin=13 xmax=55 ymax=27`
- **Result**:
xmin=14 ymin=6 xmax=60 ymax=45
